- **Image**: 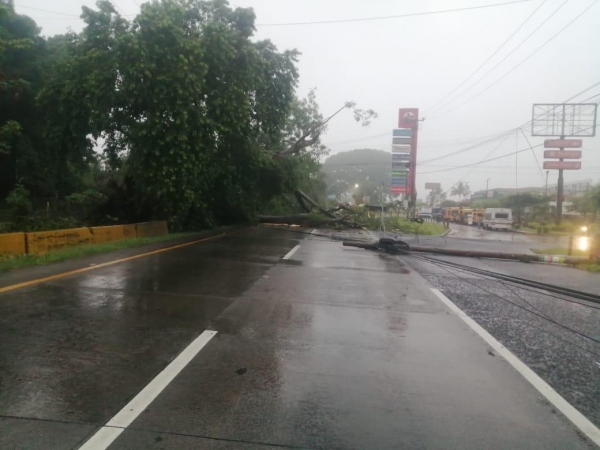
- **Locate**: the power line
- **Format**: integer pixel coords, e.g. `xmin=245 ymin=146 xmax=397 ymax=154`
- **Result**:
xmin=429 ymin=0 xmax=600 ymax=119
xmin=419 ymin=143 xmax=543 ymax=175
xmin=418 ymin=128 xmax=517 ymax=165
xmin=424 ymin=0 xmax=550 ymax=114
xmin=519 ymin=127 xmax=545 ymax=183
xmin=257 ymin=0 xmax=533 ymax=26
xmin=428 ymin=0 xmax=568 ymax=116
xmin=14 ymin=4 xmax=81 ymax=17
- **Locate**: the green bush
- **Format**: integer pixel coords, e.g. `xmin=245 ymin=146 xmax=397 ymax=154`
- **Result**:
xmin=528 ymin=221 xmax=540 ymax=230
xmin=6 ymin=184 xmax=31 ymax=218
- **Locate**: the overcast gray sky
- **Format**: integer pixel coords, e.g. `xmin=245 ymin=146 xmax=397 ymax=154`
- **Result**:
xmin=15 ymin=0 xmax=600 ymax=194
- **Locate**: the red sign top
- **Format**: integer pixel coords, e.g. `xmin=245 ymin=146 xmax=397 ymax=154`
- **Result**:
xmin=544 ymin=139 xmax=582 ymax=148
xmin=398 ymin=108 xmax=419 ymax=128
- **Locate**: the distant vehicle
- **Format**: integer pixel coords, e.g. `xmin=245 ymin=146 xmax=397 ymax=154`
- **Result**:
xmin=444 ymin=207 xmax=459 ymax=222
xmin=456 ymin=207 xmax=473 ymax=224
xmin=471 ymin=208 xmax=485 ymax=226
xmin=482 ymin=208 xmax=512 ymax=231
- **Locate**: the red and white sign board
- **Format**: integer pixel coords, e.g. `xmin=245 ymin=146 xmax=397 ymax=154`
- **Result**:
xmin=543 ymin=161 xmax=581 ymax=170
xmin=390 ymin=186 xmax=408 ymax=194
xmin=543 ymin=150 xmax=582 ymax=159
xmin=398 ymin=108 xmax=419 ymax=128
xmin=544 ymin=139 xmax=582 ymax=148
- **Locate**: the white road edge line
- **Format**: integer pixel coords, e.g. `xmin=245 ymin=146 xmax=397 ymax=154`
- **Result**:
xmin=283 ymin=244 xmax=301 ymax=260
xmin=310 ymin=229 xmax=318 ymax=235
xmin=79 ymin=330 xmax=218 ymax=450
xmin=430 ymin=288 xmax=600 ymax=447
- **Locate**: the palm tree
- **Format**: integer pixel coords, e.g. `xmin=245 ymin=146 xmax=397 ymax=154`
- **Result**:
xmin=427 ymin=187 xmax=446 ymax=207
xmin=450 ymin=181 xmax=471 ymax=204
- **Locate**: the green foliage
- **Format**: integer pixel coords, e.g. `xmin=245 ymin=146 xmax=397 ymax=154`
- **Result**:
xmin=0 ymin=0 xmax=361 ymax=231
xmin=450 ymin=181 xmax=470 ymax=203
xmin=322 ymin=149 xmax=390 ymax=201
xmin=427 ymin=187 xmax=446 ymax=206
xmin=5 ymin=183 xmax=31 ymax=217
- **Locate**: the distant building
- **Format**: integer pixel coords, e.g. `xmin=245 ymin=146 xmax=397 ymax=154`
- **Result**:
xmin=547 ymin=179 xmax=593 ymax=198
xmin=471 ymin=186 xmax=545 ymax=201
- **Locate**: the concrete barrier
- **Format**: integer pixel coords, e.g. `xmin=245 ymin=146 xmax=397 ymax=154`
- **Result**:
xmin=1 ymin=220 xmax=168 ymax=255
xmin=26 ymin=228 xmax=93 ymax=254
xmin=136 ymin=221 xmax=168 ymax=238
xmin=90 ymin=224 xmax=137 ymax=244
xmin=0 ymin=232 xmax=27 ymax=256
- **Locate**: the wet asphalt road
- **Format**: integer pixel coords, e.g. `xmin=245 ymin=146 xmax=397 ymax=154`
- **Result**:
xmin=0 ymin=227 xmax=596 ymax=449
xmin=399 ymin=223 xmax=570 ymax=255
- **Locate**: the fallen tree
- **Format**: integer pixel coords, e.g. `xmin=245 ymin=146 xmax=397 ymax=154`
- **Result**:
xmin=259 ymin=190 xmax=363 ymax=229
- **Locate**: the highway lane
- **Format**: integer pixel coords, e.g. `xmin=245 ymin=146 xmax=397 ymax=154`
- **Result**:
xmin=0 ymin=227 xmax=596 ymax=449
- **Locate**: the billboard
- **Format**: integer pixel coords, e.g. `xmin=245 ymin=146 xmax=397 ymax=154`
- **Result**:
xmin=532 ymin=104 xmax=597 ymax=137
xmin=544 ymin=139 xmax=582 ymax=148
xmin=392 ymin=153 xmax=410 ymax=162
xmin=425 ymin=182 xmax=441 ymax=190
xmin=543 ymin=150 xmax=582 ymax=159
xmin=392 ymin=137 xmax=411 ymax=146
xmin=543 ymin=161 xmax=581 ymax=170
xmin=392 ymin=145 xmax=411 ymax=153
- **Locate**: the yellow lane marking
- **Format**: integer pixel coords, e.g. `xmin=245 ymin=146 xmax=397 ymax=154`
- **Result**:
xmin=0 ymin=233 xmax=229 ymax=294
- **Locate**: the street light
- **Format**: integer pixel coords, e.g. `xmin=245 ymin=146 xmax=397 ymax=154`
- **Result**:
xmin=354 ymin=184 xmax=359 ymax=188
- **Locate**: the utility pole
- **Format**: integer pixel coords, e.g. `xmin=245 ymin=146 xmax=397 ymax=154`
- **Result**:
xmin=486 ymin=178 xmax=491 ymax=200
xmin=545 ymin=171 xmax=549 ymax=197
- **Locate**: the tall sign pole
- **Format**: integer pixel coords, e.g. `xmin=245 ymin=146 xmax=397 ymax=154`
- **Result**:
xmin=556 ymin=104 xmax=565 ymax=224
xmin=398 ymin=108 xmax=419 ymax=217
xmin=532 ymin=103 xmax=597 ymax=225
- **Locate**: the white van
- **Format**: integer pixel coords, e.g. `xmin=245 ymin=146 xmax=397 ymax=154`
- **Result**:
xmin=483 ymin=208 xmax=512 ymax=231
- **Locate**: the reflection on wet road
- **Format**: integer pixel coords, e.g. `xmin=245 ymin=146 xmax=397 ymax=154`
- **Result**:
xmin=0 ymin=228 xmax=594 ymax=449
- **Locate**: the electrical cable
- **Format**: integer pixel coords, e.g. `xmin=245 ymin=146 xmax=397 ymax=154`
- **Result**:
xmin=14 ymin=4 xmax=81 ymax=17
xmin=424 ymin=0 xmax=550 ymax=115
xmin=519 ymin=127 xmax=545 ymax=183
xmin=411 ymin=253 xmax=600 ymax=305
xmin=419 ymin=143 xmax=542 ymax=175
xmin=429 ymin=0 xmax=600 ymax=119
xmin=408 ymin=254 xmax=600 ymax=347
xmin=256 ymin=0 xmax=532 ymax=27
xmin=418 ymin=128 xmax=517 ymax=165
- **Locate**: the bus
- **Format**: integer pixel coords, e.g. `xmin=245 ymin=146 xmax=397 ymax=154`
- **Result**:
xmin=443 ymin=207 xmax=459 ymax=222
xmin=471 ymin=208 xmax=485 ymax=226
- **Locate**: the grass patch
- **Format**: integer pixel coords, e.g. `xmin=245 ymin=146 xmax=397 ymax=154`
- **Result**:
xmin=531 ymin=247 xmax=589 ymax=257
xmin=367 ymin=217 xmax=446 ymax=236
xmin=575 ymin=262 xmax=600 ymax=273
xmin=0 ymin=232 xmax=204 ymax=274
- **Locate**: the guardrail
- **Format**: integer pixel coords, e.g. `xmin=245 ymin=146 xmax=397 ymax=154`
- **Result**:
xmin=0 ymin=221 xmax=168 ymax=256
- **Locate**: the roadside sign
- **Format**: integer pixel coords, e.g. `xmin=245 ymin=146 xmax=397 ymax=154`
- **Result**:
xmin=543 ymin=161 xmax=581 ymax=170
xmin=392 ymin=129 xmax=411 ymax=137
xmin=390 ymin=186 xmax=407 ymax=194
xmin=543 ymin=150 xmax=582 ymax=159
xmin=398 ymin=108 xmax=419 ymax=128
xmin=392 ymin=162 xmax=410 ymax=169
xmin=425 ymin=182 xmax=441 ymax=190
xmin=544 ymin=139 xmax=582 ymax=148
xmin=392 ymin=145 xmax=411 ymax=153
xmin=392 ymin=153 xmax=410 ymax=162
xmin=392 ymin=137 xmax=411 ymax=146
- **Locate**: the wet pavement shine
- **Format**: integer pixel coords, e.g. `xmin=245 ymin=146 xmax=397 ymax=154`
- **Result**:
xmin=0 ymin=227 xmax=595 ymax=449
